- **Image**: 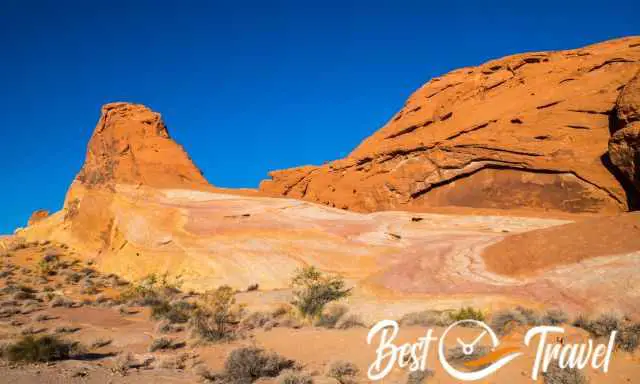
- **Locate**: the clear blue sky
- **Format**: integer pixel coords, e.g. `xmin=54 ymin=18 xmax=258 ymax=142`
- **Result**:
xmin=0 ymin=1 xmax=638 ymax=234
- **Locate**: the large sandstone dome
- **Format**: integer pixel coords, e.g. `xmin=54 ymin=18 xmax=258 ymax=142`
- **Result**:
xmin=260 ymin=37 xmax=640 ymax=214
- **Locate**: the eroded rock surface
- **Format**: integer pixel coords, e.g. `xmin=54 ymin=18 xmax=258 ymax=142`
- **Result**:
xmin=27 ymin=209 xmax=49 ymax=226
xmin=609 ymin=72 xmax=640 ymax=193
xmin=260 ymin=37 xmax=640 ymax=214
xmin=76 ymin=102 xmax=211 ymax=190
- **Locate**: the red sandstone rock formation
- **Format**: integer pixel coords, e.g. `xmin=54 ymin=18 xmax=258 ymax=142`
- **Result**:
xmin=260 ymin=37 xmax=640 ymax=214
xmin=75 ymin=102 xmax=211 ymax=190
xmin=27 ymin=209 xmax=49 ymax=226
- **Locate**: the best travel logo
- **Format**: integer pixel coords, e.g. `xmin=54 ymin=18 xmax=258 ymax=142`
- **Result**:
xmin=367 ymin=319 xmax=617 ymax=381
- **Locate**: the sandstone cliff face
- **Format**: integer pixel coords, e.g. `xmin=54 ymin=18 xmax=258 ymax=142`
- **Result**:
xmin=260 ymin=37 xmax=640 ymax=214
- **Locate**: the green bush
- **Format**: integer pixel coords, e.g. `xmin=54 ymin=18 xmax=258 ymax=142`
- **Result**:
xmin=291 ymin=266 xmax=351 ymax=320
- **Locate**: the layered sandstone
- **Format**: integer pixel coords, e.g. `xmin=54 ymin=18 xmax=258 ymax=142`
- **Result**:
xmin=260 ymin=37 xmax=640 ymax=214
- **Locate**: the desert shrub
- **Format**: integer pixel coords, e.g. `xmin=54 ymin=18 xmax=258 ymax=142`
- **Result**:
xmin=573 ymin=313 xmax=637 ymax=352
xmin=65 ymin=272 xmax=83 ymax=284
xmin=618 ymin=323 xmax=640 ymax=352
xmin=585 ymin=313 xmax=622 ymax=338
xmin=54 ymin=325 xmax=80 ymax=334
xmin=263 ymin=305 xmax=302 ymax=331
xmin=542 ymin=363 xmax=588 ymax=384
xmin=20 ymin=303 xmax=40 ymax=315
xmin=490 ymin=307 xmax=542 ymax=335
xmin=326 ymin=360 xmax=359 ymax=384
xmin=113 ymin=352 xmax=134 ymax=375
xmin=149 ymin=337 xmax=174 ymax=352
xmin=90 ymin=338 xmax=112 ymax=349
xmin=35 ymin=313 xmax=53 ymax=322
xmin=10 ymin=319 xmax=25 ymax=327
xmin=0 ymin=270 xmax=13 ymax=278
xmin=190 ymin=286 xmax=240 ymax=342
xmin=12 ymin=286 xmax=36 ymax=300
xmin=7 ymin=241 xmax=28 ymax=251
xmin=542 ymin=309 xmax=569 ymax=326
xmin=151 ymin=299 xmax=194 ymax=324
xmin=194 ymin=364 xmax=228 ymax=382
xmin=572 ymin=314 xmax=590 ymax=329
xmin=50 ymin=296 xmax=74 ymax=308
xmin=335 ymin=314 xmax=365 ymax=329
xmin=447 ymin=346 xmax=490 ymax=364
xmin=120 ymin=273 xmax=182 ymax=306
xmin=80 ymin=267 xmax=96 ymax=277
xmin=156 ymin=320 xmax=173 ymax=333
xmin=450 ymin=307 xmax=486 ymax=323
xmin=0 ymin=299 xmax=18 ymax=307
xmin=407 ymin=369 xmax=434 ymax=384
xmin=316 ymin=304 xmax=349 ymax=328
xmin=271 ymin=304 xmax=295 ymax=319
xmin=291 ymin=266 xmax=351 ymax=320
xmin=156 ymin=353 xmax=189 ymax=370
xmin=81 ymin=286 xmax=99 ymax=295
xmin=21 ymin=326 xmax=47 ymax=335
xmin=38 ymin=255 xmax=60 ymax=276
xmin=2 ymin=335 xmax=78 ymax=362
xmin=277 ymin=369 xmax=313 ymax=384
xmin=399 ymin=310 xmax=452 ymax=327
xmin=155 ymin=320 xmax=184 ymax=333
xmin=109 ymin=275 xmax=129 ymax=287
xmin=0 ymin=306 xmax=21 ymax=318
xmin=247 ymin=284 xmax=259 ymax=292
xmin=241 ymin=311 xmax=273 ymax=330
xmin=224 ymin=347 xmax=295 ymax=382
xmin=515 ymin=306 xmax=541 ymax=325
